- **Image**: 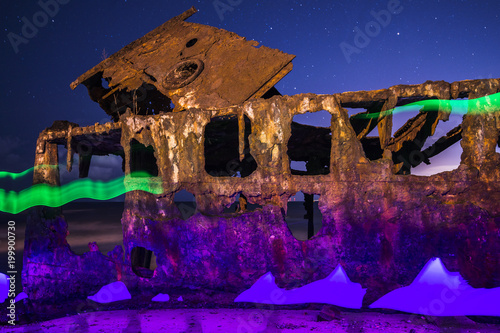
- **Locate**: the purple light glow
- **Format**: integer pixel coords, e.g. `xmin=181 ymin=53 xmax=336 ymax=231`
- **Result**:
xmin=234 ymin=264 xmax=366 ymax=308
xmin=87 ymin=281 xmax=131 ymax=304
xmin=0 ymin=273 xmax=8 ymax=303
xmin=152 ymin=293 xmax=170 ymax=302
xmin=369 ymin=258 xmax=500 ymax=316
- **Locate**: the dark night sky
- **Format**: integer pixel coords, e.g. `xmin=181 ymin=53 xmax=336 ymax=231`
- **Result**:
xmin=1 ymin=0 xmax=499 ymax=192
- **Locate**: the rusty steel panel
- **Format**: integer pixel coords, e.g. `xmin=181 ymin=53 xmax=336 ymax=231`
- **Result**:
xmin=71 ymin=7 xmax=295 ymax=118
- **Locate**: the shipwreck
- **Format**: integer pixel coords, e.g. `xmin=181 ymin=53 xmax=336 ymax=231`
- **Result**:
xmin=22 ymin=7 xmax=499 ymax=311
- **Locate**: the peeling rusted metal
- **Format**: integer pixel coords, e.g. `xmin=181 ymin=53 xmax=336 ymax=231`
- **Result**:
xmin=70 ymin=7 xmax=295 ymax=120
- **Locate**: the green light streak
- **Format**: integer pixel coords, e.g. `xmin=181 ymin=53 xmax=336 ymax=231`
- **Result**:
xmin=351 ymin=92 xmax=500 ymax=120
xmin=0 ymin=165 xmax=58 ymax=180
xmin=0 ymin=171 xmax=163 ymax=214
xmin=2 ymin=93 xmax=499 ymax=214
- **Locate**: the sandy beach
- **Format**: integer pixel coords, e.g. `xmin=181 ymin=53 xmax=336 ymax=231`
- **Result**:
xmin=2 ymin=307 xmax=499 ymax=333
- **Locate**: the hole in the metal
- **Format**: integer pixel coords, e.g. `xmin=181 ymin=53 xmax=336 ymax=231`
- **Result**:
xmin=130 ymin=139 xmax=158 ymax=177
xmin=288 ymin=111 xmax=331 ymax=175
xmin=174 ymin=63 xmax=198 ymax=80
xmin=392 ymin=99 xmax=466 ymax=175
xmin=223 ymin=193 xmax=262 ymax=214
xmin=186 ymin=38 xmax=198 ymax=48
xmin=286 ymin=192 xmax=322 ymax=240
xmin=174 ymin=190 xmax=197 ymax=220
xmin=64 ymin=202 xmax=125 ymax=256
xmin=204 ymin=115 xmax=257 ymax=177
xmin=131 ymin=246 xmax=156 ymax=278
xmin=163 ymin=59 xmax=204 ymax=90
